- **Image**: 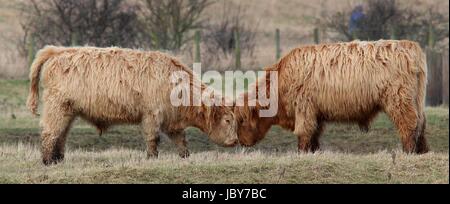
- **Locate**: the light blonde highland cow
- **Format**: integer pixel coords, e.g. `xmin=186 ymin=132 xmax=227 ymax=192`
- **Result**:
xmin=27 ymin=46 xmax=238 ymax=165
xmin=235 ymin=40 xmax=428 ymax=154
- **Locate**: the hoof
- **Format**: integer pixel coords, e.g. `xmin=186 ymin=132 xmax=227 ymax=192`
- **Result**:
xmin=42 ymin=153 xmax=64 ymax=166
xmin=415 ymin=144 xmax=429 ymax=154
xmin=147 ymin=150 xmax=159 ymax=159
xmin=415 ymin=135 xmax=429 ymax=154
xmin=179 ymin=150 xmax=190 ymax=158
xmin=54 ymin=152 xmax=64 ymax=162
xmin=358 ymin=124 xmax=369 ymax=133
xmin=42 ymin=158 xmax=56 ymax=166
xmin=310 ymin=147 xmax=320 ymax=153
xmin=297 ymin=148 xmax=310 ymax=154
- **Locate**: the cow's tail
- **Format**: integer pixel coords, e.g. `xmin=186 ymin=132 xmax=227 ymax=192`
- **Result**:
xmin=26 ymin=46 xmax=60 ymax=116
xmin=416 ymin=55 xmax=427 ymax=123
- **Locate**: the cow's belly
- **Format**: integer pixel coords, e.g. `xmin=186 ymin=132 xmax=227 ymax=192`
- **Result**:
xmin=76 ymin=99 xmax=142 ymax=124
xmin=313 ymin=84 xmax=380 ymax=121
xmin=66 ymin=86 xmax=143 ymax=124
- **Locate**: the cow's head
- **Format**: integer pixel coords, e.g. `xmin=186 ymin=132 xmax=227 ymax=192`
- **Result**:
xmin=202 ymin=105 xmax=239 ymax=147
xmin=234 ymin=104 xmax=275 ymax=147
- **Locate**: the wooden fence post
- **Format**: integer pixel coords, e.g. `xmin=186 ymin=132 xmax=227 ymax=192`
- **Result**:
xmin=234 ymin=30 xmax=241 ymax=69
xmin=313 ymin=28 xmax=320 ymax=44
xmin=427 ymin=24 xmax=435 ymax=48
xmin=194 ymin=30 xmax=201 ymax=63
xmin=71 ymin=32 xmax=79 ymax=46
xmin=442 ymin=50 xmax=449 ymax=106
xmin=275 ymin=28 xmax=281 ymax=60
xmin=426 ymin=48 xmax=443 ymax=106
xmin=151 ymin=32 xmax=160 ymax=50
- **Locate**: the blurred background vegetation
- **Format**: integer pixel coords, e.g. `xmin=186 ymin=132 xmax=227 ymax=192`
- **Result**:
xmin=0 ymin=0 xmax=448 ymax=76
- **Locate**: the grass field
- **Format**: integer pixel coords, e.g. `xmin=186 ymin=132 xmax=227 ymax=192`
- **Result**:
xmin=1 ymin=146 xmax=448 ymax=184
xmin=0 ymin=80 xmax=448 ymax=183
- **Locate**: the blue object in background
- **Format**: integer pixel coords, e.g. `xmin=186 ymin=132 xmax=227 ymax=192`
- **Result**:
xmin=349 ymin=5 xmax=365 ymax=34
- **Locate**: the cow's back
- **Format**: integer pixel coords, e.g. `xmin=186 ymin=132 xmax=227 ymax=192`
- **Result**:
xmin=40 ymin=47 xmax=176 ymax=123
xmin=279 ymin=40 xmax=424 ymax=121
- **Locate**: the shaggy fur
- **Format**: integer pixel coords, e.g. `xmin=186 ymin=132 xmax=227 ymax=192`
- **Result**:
xmin=235 ymin=40 xmax=428 ymax=154
xmin=27 ymin=46 xmax=238 ymax=165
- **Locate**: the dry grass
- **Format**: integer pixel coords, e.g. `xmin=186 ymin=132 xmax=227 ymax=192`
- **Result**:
xmin=0 ymin=143 xmax=447 ymax=184
xmin=0 ymin=79 xmax=448 ymax=184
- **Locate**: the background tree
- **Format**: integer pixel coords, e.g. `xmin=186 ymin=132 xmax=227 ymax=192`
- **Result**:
xmin=20 ymin=0 xmax=143 ymax=53
xmin=192 ymin=0 xmax=258 ymax=70
xmin=140 ymin=0 xmax=212 ymax=51
xmin=204 ymin=0 xmax=257 ymax=57
xmin=324 ymin=0 xmax=449 ymax=49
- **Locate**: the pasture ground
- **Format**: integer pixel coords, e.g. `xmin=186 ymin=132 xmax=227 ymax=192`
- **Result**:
xmin=0 ymin=80 xmax=448 ymax=183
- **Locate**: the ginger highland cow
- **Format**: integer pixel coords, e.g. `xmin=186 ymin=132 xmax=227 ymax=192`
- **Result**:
xmin=235 ymin=40 xmax=428 ymax=154
xmin=27 ymin=46 xmax=238 ymax=165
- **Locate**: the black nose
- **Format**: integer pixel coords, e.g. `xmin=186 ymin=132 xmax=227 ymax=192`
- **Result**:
xmin=232 ymin=139 xmax=238 ymax=146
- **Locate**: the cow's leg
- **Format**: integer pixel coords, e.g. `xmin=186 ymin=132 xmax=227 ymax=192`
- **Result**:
xmin=168 ymin=131 xmax=189 ymax=158
xmin=310 ymin=121 xmax=325 ymax=152
xmin=141 ymin=115 xmax=161 ymax=158
xmin=415 ymin=112 xmax=429 ymax=154
xmin=294 ymin=105 xmax=318 ymax=153
xmin=382 ymin=92 xmax=419 ymax=153
xmin=358 ymin=110 xmax=379 ymax=133
xmin=53 ymin=117 xmax=75 ymax=162
xmin=40 ymin=101 xmax=75 ymax=165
